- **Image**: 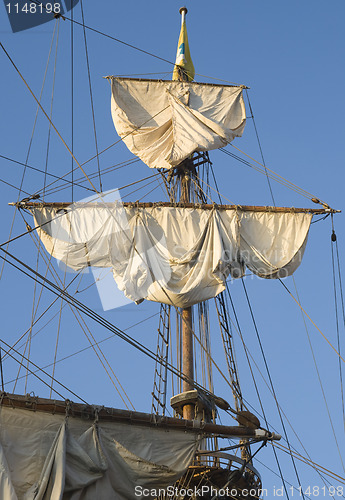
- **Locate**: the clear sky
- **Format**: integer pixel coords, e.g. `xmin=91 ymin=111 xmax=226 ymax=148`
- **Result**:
xmin=1 ymin=0 xmax=345 ymax=497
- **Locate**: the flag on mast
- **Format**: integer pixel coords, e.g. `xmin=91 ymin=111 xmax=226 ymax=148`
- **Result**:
xmin=172 ymin=7 xmax=195 ymax=81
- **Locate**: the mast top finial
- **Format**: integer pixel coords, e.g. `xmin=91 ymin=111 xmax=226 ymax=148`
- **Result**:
xmin=179 ymin=6 xmax=188 ymax=15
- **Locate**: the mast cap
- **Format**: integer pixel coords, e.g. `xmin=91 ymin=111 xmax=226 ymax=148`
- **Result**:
xmin=179 ymin=6 xmax=188 ymax=15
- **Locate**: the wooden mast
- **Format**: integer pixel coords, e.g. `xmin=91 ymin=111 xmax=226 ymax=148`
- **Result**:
xmin=175 ymin=6 xmax=195 ymax=421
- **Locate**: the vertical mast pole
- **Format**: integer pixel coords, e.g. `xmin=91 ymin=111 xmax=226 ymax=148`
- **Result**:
xmin=182 ymin=307 xmax=194 ymax=419
xmin=175 ymin=6 xmax=195 ymax=420
xmin=181 ymin=165 xmax=194 ymax=418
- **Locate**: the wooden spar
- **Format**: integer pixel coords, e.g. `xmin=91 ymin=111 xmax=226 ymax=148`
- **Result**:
xmin=107 ymin=76 xmax=250 ymax=90
xmin=9 ymin=201 xmax=338 ymax=214
xmin=0 ymin=392 xmax=281 ymax=439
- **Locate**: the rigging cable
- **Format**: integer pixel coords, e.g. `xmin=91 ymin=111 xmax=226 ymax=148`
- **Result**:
xmin=254 ymin=454 xmax=335 ymax=500
xmin=330 ymin=215 xmax=345 ymax=439
xmin=240 ymin=89 xmax=334 ymax=491
xmin=225 ymin=282 xmax=291 ymax=496
xmin=28 ymin=23 xmax=61 ymax=393
xmin=0 ymin=154 xmax=93 ymax=193
xmin=245 ymin=89 xmax=276 ymax=206
xmin=49 ymin=274 xmax=65 ymax=399
xmin=0 ymin=348 xmax=4 ymax=392
xmin=292 ymin=274 xmax=345 ymax=480
xmin=6 ymin=312 xmax=160 ymax=389
xmin=0 ymin=246 xmax=237 ymax=412
xmin=25 ymin=226 xmax=135 ymax=410
xmin=29 ymin=0 xmax=250 ymax=89
xmin=225 ymin=289 xmax=341 ymax=494
xmin=32 ymin=157 xmax=140 ymax=198
xmin=2 ymin=274 xmax=81 ymax=365
xmin=0 ymin=22 xmax=58 ymax=282
xmin=272 ymin=442 xmax=345 ymax=486
xmin=62 ymin=14 xmax=174 ymax=67
xmin=0 ymin=42 xmax=99 ymax=194
xmin=1 ymin=339 xmax=88 ymax=404
xmin=13 ymin=211 xmax=60 ymax=393
xmin=71 ymin=1 xmax=74 ymax=201
xmin=241 ymin=278 xmax=304 ymax=500
xmin=43 ymin=16 xmax=60 ymax=200
xmin=80 ymin=0 xmax=102 ymax=192
xmin=279 ymin=279 xmax=345 ymax=364
xmin=223 ymin=143 xmax=329 ymax=207
xmin=0 ymin=178 xmax=31 ymax=195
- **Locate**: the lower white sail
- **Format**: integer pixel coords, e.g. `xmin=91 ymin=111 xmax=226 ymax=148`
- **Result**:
xmin=0 ymin=406 xmax=199 ymax=499
xmin=30 ymin=205 xmax=312 ymax=308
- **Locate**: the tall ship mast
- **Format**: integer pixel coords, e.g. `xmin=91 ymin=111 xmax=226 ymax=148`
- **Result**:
xmin=0 ymin=4 xmax=344 ymax=499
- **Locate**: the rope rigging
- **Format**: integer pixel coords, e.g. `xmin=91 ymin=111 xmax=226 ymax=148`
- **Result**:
xmin=70 ymin=3 xmax=74 ymax=201
xmin=219 ymin=145 xmax=332 ymax=208
xmin=224 ymin=299 xmax=343 ymax=496
xmin=0 ymin=245 xmax=242 ymax=418
xmin=0 ymin=337 xmax=88 ymax=404
xmin=330 ymin=216 xmax=345 ymax=440
xmin=241 ymin=279 xmax=301 ymax=499
xmin=0 ymin=42 xmax=99 ymax=194
xmin=245 ymin=89 xmax=276 ymax=207
xmin=80 ymin=0 xmax=102 ymax=193
xmin=279 ymin=279 xmax=345 ymax=364
xmin=4 ymin=311 xmax=160 ymax=389
xmin=22 ymin=223 xmax=136 ymax=410
xmin=0 ymin=21 xmax=59 ymax=283
xmin=42 ymin=17 xmax=60 ymax=201
xmin=292 ymin=272 xmax=345 ymax=475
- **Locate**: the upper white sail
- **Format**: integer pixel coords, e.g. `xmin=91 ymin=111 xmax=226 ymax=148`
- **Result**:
xmin=110 ymin=77 xmax=246 ymax=169
xmin=31 ymin=204 xmax=312 ymax=308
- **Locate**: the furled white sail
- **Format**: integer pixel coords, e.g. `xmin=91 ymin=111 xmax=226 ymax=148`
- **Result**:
xmin=109 ymin=77 xmax=246 ymax=169
xmin=0 ymin=406 xmax=199 ymax=499
xmin=30 ymin=204 xmax=312 ymax=308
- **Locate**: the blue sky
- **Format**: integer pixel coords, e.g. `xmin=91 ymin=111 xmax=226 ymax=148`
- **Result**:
xmin=1 ymin=0 xmax=345 ymax=497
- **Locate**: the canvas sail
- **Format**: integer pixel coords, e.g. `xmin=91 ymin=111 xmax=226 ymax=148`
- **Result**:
xmin=30 ymin=204 xmax=312 ymax=308
xmin=109 ymin=78 xmax=246 ymax=169
xmin=0 ymin=406 xmax=199 ymax=499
